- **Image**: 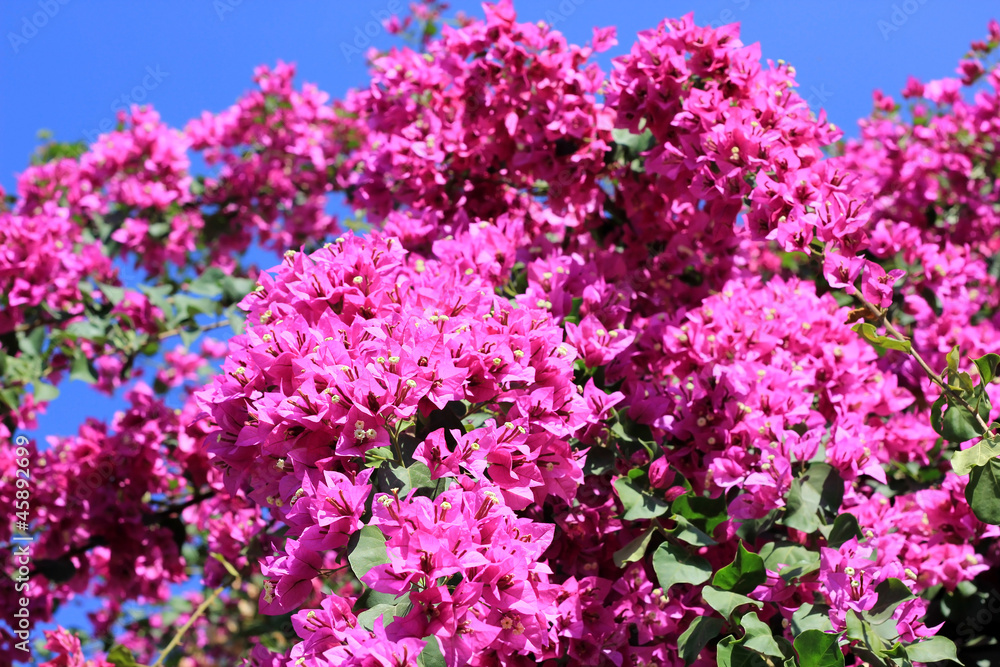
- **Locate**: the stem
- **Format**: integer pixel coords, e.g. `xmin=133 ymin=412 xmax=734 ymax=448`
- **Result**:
xmin=854 ymin=292 xmax=991 ymax=435
xmin=156 ymin=318 xmax=231 ymax=342
xmin=811 ymin=242 xmax=992 ymax=435
xmin=150 ymin=579 xmax=231 ymax=667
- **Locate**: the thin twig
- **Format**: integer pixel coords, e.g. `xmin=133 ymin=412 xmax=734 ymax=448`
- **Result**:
xmin=813 ymin=243 xmax=992 ymax=434
xmin=150 ymin=578 xmax=232 ymax=667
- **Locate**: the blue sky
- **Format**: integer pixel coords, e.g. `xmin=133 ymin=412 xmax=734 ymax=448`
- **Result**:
xmin=2 ymin=0 xmax=998 ymax=658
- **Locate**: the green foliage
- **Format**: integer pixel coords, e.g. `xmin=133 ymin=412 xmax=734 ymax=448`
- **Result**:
xmin=418 ymin=637 xmax=447 ymax=667
xmin=739 ymin=612 xmax=784 ymax=658
xmin=716 ymin=620 xmax=782 ymax=667
xmin=826 ymin=514 xmax=864 ymax=550
xmin=712 ymin=541 xmax=766 ymax=595
xmin=791 ymin=603 xmax=835 ymax=634
xmin=672 ymin=492 xmax=729 ymax=536
xmin=348 ymin=526 xmax=390 ymax=579
xmin=950 ymin=434 xmax=1000 ymax=476
xmin=652 ymin=542 xmax=712 ymax=591
xmin=357 ymin=595 xmax=411 ymax=630
xmin=783 ymin=463 xmax=844 ymax=533
xmin=667 ymin=515 xmax=717 ymax=547
xmin=852 ymin=322 xmax=912 ymax=353
xmin=614 ymin=476 xmax=671 ymax=520
xmin=965 ymin=458 xmax=1000 ymax=524
xmin=377 ymin=461 xmax=434 ymax=498
xmin=904 ymin=636 xmax=962 ymax=664
xmin=794 ymin=630 xmax=844 ymax=667
xmin=931 ymin=351 xmax=996 ymax=445
xmin=610 ymin=127 xmax=654 ymax=172
xmin=612 ymin=527 xmax=655 ymax=568
xmin=758 ymin=543 xmax=820 ymax=582
xmin=106 ymin=645 xmax=143 ymax=667
xmin=677 ymin=616 xmax=724 ymax=665
xmin=701 ymin=586 xmax=762 ymax=619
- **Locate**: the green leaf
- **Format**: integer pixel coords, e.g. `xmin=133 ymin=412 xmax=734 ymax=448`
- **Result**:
xmin=668 ymin=515 xmax=717 ymax=547
xmin=614 ymin=476 xmax=671 ymax=521
xmin=794 ymin=630 xmax=844 ymax=667
xmin=227 ymin=306 xmax=246 ymax=336
xmin=652 ymin=542 xmax=712 ymax=591
xmin=672 ymin=493 xmax=729 ymax=535
xmin=851 ymin=322 xmax=911 ymax=353
xmin=975 ymin=353 xmax=1000 ymax=386
xmin=148 ymin=220 xmax=171 ymax=238
xmin=759 ymin=543 xmax=820 ymax=581
xmin=942 ymin=399 xmax=989 ymax=443
xmin=365 ymin=446 xmax=395 ymax=467
xmin=826 ymin=514 xmax=864 ymax=550
xmin=931 ymin=395 xmax=946 ymax=437
xmin=865 ymin=578 xmax=913 ymax=625
xmin=106 ymin=645 xmax=141 ymax=667
xmin=17 ymin=326 xmax=46 ymax=357
xmin=784 ymin=463 xmax=844 ymax=534
xmin=357 ymin=598 xmax=409 ymax=630
xmin=64 ymin=319 xmax=107 ymax=341
xmin=418 ymin=637 xmax=446 ymax=667
xmin=957 ymin=371 xmax=976 ymax=394
xmin=173 ymin=294 xmax=218 ymax=319
xmin=905 ymin=636 xmax=962 ymax=665
xmin=348 ymin=526 xmax=389 ymax=579
xmin=611 ymin=127 xmax=655 ymax=155
xmin=179 ymin=327 xmax=200 ymax=349
xmin=70 ymin=350 xmax=98 ymax=383
xmin=33 ymin=382 xmax=60 ymax=403
xmin=741 ymin=612 xmax=783 ymax=658
xmin=947 ymin=345 xmax=960 ymax=376
xmin=378 ymin=461 xmax=434 ymax=498
xmin=712 ymin=541 xmax=766 ymax=594
xmin=221 ymin=274 xmax=256 ymax=302
xmin=677 ymin=616 xmax=724 ymax=665
xmin=584 ymin=447 xmax=615 ymax=476
xmin=701 ymin=585 xmax=762 ymax=619
xmin=613 ymin=527 xmax=655 ymax=568
xmin=844 ymin=610 xmax=891 ymax=662
xmin=951 ymin=436 xmax=1000 ymax=476
xmin=97 ymin=282 xmax=126 ymax=306
xmin=188 ymin=267 xmax=226 ymax=297
xmin=0 ymin=387 xmax=21 ymax=412
xmin=717 ymin=634 xmax=769 ymax=667
xmin=966 ymin=458 xmax=1000 ymax=524
xmin=791 ymin=603 xmax=834 ymax=634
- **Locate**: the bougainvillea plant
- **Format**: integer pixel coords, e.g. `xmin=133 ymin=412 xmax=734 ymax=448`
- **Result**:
xmin=4 ymin=2 xmax=1000 ymax=665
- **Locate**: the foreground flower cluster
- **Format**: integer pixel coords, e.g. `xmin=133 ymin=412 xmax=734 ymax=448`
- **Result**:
xmin=4 ymin=2 xmax=1000 ymax=666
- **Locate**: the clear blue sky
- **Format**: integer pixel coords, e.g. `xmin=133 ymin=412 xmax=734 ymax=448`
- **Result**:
xmin=2 ymin=0 xmax=997 ymax=658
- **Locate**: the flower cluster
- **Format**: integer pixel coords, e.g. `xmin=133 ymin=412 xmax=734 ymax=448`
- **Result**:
xmin=6 ymin=4 xmax=1000 ymax=666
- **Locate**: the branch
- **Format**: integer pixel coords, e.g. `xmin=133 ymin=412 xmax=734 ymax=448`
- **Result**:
xmin=150 ymin=577 xmax=234 ymax=667
xmin=813 ymin=243 xmax=992 ymax=436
